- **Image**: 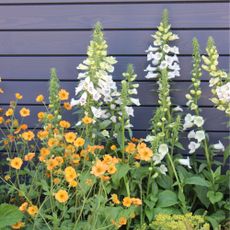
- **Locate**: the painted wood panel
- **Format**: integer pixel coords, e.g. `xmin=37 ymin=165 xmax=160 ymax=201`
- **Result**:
xmin=0 ymin=30 xmax=229 ymax=55
xmin=0 ymin=81 xmax=219 ymax=106
xmin=0 ymin=56 xmax=229 ymax=80
xmin=0 ymin=3 xmax=228 ymax=29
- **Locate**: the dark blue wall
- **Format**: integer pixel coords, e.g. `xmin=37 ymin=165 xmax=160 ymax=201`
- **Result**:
xmin=0 ymin=0 xmax=229 ymax=156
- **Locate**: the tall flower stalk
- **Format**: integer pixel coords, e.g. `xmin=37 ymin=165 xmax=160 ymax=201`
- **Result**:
xmin=202 ymin=37 xmax=230 ymax=116
xmin=71 ymin=22 xmax=119 ymax=144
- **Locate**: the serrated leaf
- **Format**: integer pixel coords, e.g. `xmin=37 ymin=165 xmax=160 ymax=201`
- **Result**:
xmin=207 ymin=191 xmax=223 ymax=204
xmin=0 ymin=203 xmax=23 ymax=228
xmin=157 ymin=190 xmax=178 ymax=208
xmin=184 ymin=176 xmax=210 ymax=187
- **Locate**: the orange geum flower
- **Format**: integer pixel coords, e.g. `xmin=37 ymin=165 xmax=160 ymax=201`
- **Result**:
xmin=63 ymin=102 xmax=72 ymax=110
xmin=59 ymin=120 xmax=71 ymax=129
xmin=58 ymin=89 xmax=69 ymax=100
xmin=37 ymin=130 xmax=48 ymax=140
xmin=55 ymin=189 xmax=69 ymax=203
xmin=125 ymin=142 xmax=136 ymax=154
xmin=91 ymin=160 xmax=107 ymax=177
xmin=53 ymin=178 xmax=61 ymax=185
xmin=55 ymin=156 xmax=64 ymax=165
xmin=15 ymin=93 xmax=23 ymax=100
xmin=48 ymin=138 xmax=59 ymax=147
xmin=0 ymin=116 xmax=4 ymax=124
xmin=4 ymin=175 xmax=11 ymax=181
xmin=74 ymin=137 xmax=85 ymax=148
xmin=64 ymin=166 xmax=77 ymax=182
xmin=46 ymin=158 xmax=59 ymax=171
xmin=100 ymin=175 xmax=110 ymax=182
xmin=37 ymin=111 xmax=45 ymax=120
xmin=24 ymin=152 xmax=35 ymax=161
xmin=118 ymin=217 xmax=127 ymax=226
xmin=111 ymin=194 xmax=120 ymax=204
xmin=11 ymin=221 xmax=25 ymax=229
xmin=27 ymin=205 xmax=38 ymax=217
xmin=107 ymin=164 xmax=117 ymax=175
xmin=65 ymin=132 xmax=76 ymax=143
xmin=5 ymin=108 xmax=14 ymax=117
xmin=19 ymin=202 xmax=28 ymax=212
xmin=71 ymin=154 xmax=80 ymax=164
xmin=21 ymin=131 xmax=34 ymax=141
xmin=69 ymin=180 xmax=78 ymax=187
xmin=103 ymin=155 xmax=113 ymax=164
xmin=82 ymin=116 xmax=93 ymax=125
xmin=110 ymin=145 xmax=117 ymax=151
xmin=36 ymin=94 xmax=44 ymax=102
xmin=137 ymin=142 xmax=147 ymax=152
xmin=122 ymin=197 xmax=132 ymax=207
xmin=19 ymin=107 xmax=30 ymax=117
xmin=10 ymin=157 xmax=23 ymax=170
xmin=131 ymin=198 xmax=142 ymax=206
xmin=40 ymin=148 xmax=50 ymax=157
xmin=138 ymin=147 xmax=153 ymax=161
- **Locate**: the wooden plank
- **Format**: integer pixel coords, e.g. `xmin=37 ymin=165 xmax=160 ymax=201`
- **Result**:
xmin=0 ymin=105 xmax=228 ymax=131
xmin=0 ymin=30 xmax=229 ymax=55
xmin=0 ymin=0 xmax=228 ymax=4
xmin=0 ymin=81 xmax=224 ymax=106
xmin=0 ymin=56 xmax=229 ymax=80
xmin=0 ymin=3 xmax=228 ymax=29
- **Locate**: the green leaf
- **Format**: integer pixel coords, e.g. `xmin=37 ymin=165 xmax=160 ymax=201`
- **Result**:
xmin=206 ymin=216 xmax=220 ymax=230
xmin=184 ymin=176 xmax=210 ymax=187
xmin=223 ymin=145 xmax=230 ymax=164
xmin=99 ymin=120 xmax=111 ymax=130
xmin=157 ymin=190 xmax=178 ymax=208
xmin=0 ymin=203 xmax=23 ymax=228
xmin=111 ymin=163 xmax=130 ymax=187
xmin=145 ymin=207 xmax=155 ymax=222
xmin=156 ymin=175 xmax=173 ymax=189
xmin=207 ymin=191 xmax=223 ymax=204
xmin=194 ymin=186 xmax=210 ymax=208
xmin=210 ymin=210 xmax=226 ymax=223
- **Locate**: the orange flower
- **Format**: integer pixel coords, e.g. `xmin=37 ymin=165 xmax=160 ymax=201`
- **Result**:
xmin=74 ymin=137 xmax=85 ymax=147
xmin=58 ymin=89 xmax=69 ymax=100
xmin=63 ymin=102 xmax=72 ymax=110
xmin=10 ymin=157 xmax=23 ymax=170
xmin=21 ymin=131 xmax=34 ymax=141
xmin=5 ymin=108 xmax=14 ymax=117
xmin=15 ymin=93 xmax=23 ymax=100
xmin=0 ymin=116 xmax=4 ymax=124
xmin=36 ymin=94 xmax=44 ymax=102
xmin=118 ymin=217 xmax=127 ymax=226
xmin=27 ymin=205 xmax=38 ymax=217
xmin=53 ymin=178 xmax=61 ymax=185
xmin=107 ymin=164 xmax=117 ymax=174
xmin=48 ymin=138 xmax=59 ymax=147
xmin=24 ymin=152 xmax=35 ymax=161
xmin=55 ymin=189 xmax=69 ymax=203
xmin=40 ymin=148 xmax=50 ymax=157
xmin=111 ymin=194 xmax=120 ymax=204
xmin=65 ymin=132 xmax=76 ymax=143
xmin=71 ymin=154 xmax=80 ymax=164
xmin=19 ymin=202 xmax=28 ymax=212
xmin=37 ymin=130 xmax=48 ymax=140
xmin=82 ymin=116 xmax=93 ymax=125
xmin=122 ymin=197 xmax=132 ymax=207
xmin=110 ymin=145 xmax=117 ymax=151
xmin=103 ymin=155 xmax=113 ymax=165
xmin=64 ymin=166 xmax=77 ymax=182
xmin=138 ymin=147 xmax=153 ymax=161
xmin=137 ymin=142 xmax=147 ymax=151
xmin=19 ymin=108 xmax=30 ymax=117
xmin=91 ymin=160 xmax=107 ymax=177
xmin=37 ymin=111 xmax=45 ymax=120
xmin=69 ymin=180 xmax=78 ymax=187
xmin=55 ymin=156 xmax=64 ymax=165
xmin=131 ymin=198 xmax=142 ymax=206
xmin=125 ymin=142 xmax=136 ymax=154
xmin=11 ymin=221 xmax=25 ymax=229
xmin=59 ymin=120 xmax=71 ymax=129
xmin=46 ymin=158 xmax=59 ymax=171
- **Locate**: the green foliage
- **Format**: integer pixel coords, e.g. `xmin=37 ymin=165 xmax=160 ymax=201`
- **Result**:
xmin=0 ymin=203 xmax=23 ymax=228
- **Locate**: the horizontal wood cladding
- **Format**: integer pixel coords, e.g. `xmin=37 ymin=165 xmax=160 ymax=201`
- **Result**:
xmin=0 ymin=3 xmax=228 ymax=29
xmin=0 ymin=56 xmax=229 ymax=80
xmin=0 ymin=0 xmax=228 ymax=4
xmin=0 ymin=105 xmax=228 ymax=132
xmin=0 ymin=30 xmax=229 ymax=55
xmin=0 ymin=81 xmax=224 ymax=106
